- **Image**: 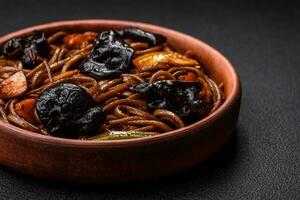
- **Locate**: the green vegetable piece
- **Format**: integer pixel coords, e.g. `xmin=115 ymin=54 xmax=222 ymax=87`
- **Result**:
xmin=88 ymin=130 xmax=159 ymax=140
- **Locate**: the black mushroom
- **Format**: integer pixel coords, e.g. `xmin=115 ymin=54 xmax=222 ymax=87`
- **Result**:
xmin=80 ymin=30 xmax=135 ymax=80
xmin=1 ymin=38 xmax=23 ymax=59
xmin=35 ymin=83 xmax=106 ymax=138
xmin=117 ymin=27 xmax=166 ymax=46
xmin=21 ymin=31 xmax=50 ymax=68
xmin=80 ymin=28 xmax=167 ymax=80
xmin=130 ymin=80 xmax=213 ymax=118
xmin=1 ymin=31 xmax=50 ymax=69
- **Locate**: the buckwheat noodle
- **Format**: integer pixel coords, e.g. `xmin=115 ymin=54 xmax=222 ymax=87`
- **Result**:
xmin=0 ymin=30 xmax=224 ymax=139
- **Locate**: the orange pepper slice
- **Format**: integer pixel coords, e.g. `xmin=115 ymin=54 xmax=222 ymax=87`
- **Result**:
xmin=15 ymin=98 xmax=37 ymax=124
xmin=63 ymin=32 xmax=97 ymax=49
xmin=133 ymin=52 xmax=199 ymax=69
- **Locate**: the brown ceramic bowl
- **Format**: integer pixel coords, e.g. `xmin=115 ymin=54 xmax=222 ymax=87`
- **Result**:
xmin=0 ymin=20 xmax=241 ymax=183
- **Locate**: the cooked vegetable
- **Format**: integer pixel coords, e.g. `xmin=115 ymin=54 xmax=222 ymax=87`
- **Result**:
xmin=117 ymin=27 xmax=166 ymax=46
xmin=63 ymin=32 xmax=97 ymax=49
xmin=0 ymin=71 xmax=27 ymax=99
xmin=133 ymin=51 xmax=199 ymax=69
xmin=131 ymin=80 xmax=212 ymax=118
xmin=88 ymin=130 xmax=159 ymax=140
xmin=21 ymin=31 xmax=50 ymax=68
xmin=178 ymin=72 xmax=198 ymax=82
xmin=1 ymin=38 xmax=23 ymax=59
xmin=35 ymin=83 xmax=106 ymax=137
xmin=15 ymin=98 xmax=37 ymax=124
xmin=1 ymin=31 xmax=50 ymax=68
xmin=80 ymin=30 xmax=134 ymax=80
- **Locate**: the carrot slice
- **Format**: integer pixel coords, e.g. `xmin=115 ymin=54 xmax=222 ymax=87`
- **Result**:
xmin=63 ymin=32 xmax=97 ymax=49
xmin=15 ymin=98 xmax=37 ymax=124
xmin=178 ymin=72 xmax=198 ymax=82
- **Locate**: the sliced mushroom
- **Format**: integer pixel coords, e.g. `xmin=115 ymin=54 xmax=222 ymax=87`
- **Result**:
xmin=0 ymin=71 xmax=27 ymax=99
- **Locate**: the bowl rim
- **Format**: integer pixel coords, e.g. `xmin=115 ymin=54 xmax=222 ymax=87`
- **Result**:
xmin=0 ymin=19 xmax=241 ymax=147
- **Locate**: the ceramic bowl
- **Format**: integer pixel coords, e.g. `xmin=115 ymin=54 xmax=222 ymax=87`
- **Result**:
xmin=0 ymin=20 xmax=241 ymax=183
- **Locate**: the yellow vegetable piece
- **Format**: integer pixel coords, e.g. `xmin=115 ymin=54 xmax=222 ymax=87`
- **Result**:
xmin=133 ymin=51 xmax=198 ymax=69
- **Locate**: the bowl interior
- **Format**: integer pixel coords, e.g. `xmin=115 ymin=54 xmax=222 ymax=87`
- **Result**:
xmin=0 ymin=20 xmax=239 ymax=145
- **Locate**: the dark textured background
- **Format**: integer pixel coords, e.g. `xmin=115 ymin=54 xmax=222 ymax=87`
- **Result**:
xmin=0 ymin=0 xmax=299 ymax=199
